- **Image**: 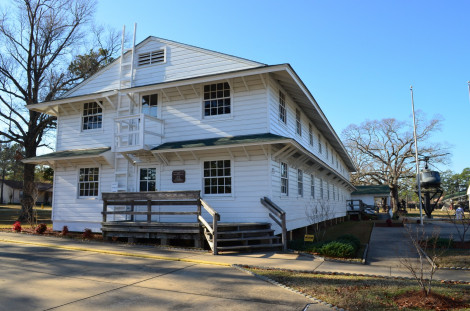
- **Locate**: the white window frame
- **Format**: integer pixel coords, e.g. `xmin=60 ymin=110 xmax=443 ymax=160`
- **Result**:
xmin=280 ymin=162 xmax=289 ymax=196
xmin=202 ymin=159 xmax=233 ymax=196
xmin=279 ymin=91 xmax=286 ymax=124
xmin=320 ymin=178 xmax=324 ymax=199
xmin=138 ymin=166 xmax=158 ymax=192
xmin=297 ymin=169 xmax=303 ymax=197
xmin=318 ymin=134 xmax=322 ymax=154
xmin=308 ymin=123 xmax=313 ymax=146
xmin=202 ymin=82 xmax=232 ymax=118
xmin=82 ymin=101 xmax=103 ymax=131
xmin=77 ymin=167 xmax=100 ymax=198
xmin=295 ymin=109 xmax=302 ymax=136
xmin=327 ymin=181 xmax=330 ymax=200
xmin=140 ymin=92 xmax=159 ymax=118
xmin=310 ymin=174 xmax=315 ymax=198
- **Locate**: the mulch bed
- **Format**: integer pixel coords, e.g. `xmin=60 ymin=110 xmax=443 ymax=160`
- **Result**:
xmin=393 ymin=290 xmax=469 ymax=310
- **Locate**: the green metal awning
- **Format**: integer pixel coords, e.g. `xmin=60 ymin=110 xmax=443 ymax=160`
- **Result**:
xmin=152 ymin=133 xmax=290 ymax=152
xmin=23 ymin=147 xmax=113 ymax=166
xmin=351 ymin=185 xmax=390 ymax=196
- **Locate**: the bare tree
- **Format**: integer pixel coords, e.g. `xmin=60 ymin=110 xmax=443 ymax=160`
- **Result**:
xmin=445 ymin=209 xmax=470 ymax=245
xmin=342 ymin=114 xmax=448 ymax=213
xmin=0 ymin=0 xmax=119 ymax=221
xmin=400 ymin=225 xmax=445 ymax=297
xmin=305 ymin=200 xmax=333 ymax=241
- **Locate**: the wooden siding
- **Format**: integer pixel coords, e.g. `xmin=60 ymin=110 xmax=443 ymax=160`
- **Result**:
xmin=267 ymin=77 xmax=349 ymax=180
xmin=66 ymin=38 xmax=261 ymax=98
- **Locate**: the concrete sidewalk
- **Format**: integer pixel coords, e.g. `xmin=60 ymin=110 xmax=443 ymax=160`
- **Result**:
xmin=0 ymin=224 xmax=468 ymax=283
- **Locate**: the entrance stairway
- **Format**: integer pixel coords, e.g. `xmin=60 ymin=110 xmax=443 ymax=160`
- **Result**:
xmin=204 ymin=222 xmax=283 ymax=253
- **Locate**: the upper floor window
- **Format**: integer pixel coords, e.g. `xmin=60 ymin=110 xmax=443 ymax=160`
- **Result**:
xmin=297 ymin=169 xmax=303 ymax=197
xmin=281 ymin=162 xmax=288 ymax=195
xmin=142 ymin=93 xmax=158 ymax=117
xmin=138 ymin=49 xmax=165 ymax=66
xmin=279 ymin=91 xmax=286 ymax=124
xmin=318 ymin=134 xmax=322 ymax=153
xmin=78 ymin=167 xmax=99 ymax=197
xmin=295 ymin=109 xmax=302 ymax=136
xmin=203 ymin=160 xmax=231 ymax=194
xmin=82 ymin=102 xmax=102 ymax=130
xmin=204 ymin=82 xmax=230 ymax=116
xmin=308 ymin=123 xmax=313 ymax=146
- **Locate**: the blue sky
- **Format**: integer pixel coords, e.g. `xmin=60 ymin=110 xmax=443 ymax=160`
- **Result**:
xmin=93 ymin=0 xmax=468 ymax=173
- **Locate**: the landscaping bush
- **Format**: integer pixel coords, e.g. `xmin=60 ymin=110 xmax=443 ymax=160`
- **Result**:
xmin=424 ymin=237 xmax=454 ymax=249
xmin=12 ymin=221 xmax=21 ymax=232
xmin=320 ymin=241 xmax=356 ymax=258
xmin=34 ymin=223 xmax=47 ymax=234
xmin=82 ymin=228 xmax=93 ymax=239
xmin=337 ymin=234 xmax=361 ymax=251
xmin=61 ymin=225 xmax=69 ymax=236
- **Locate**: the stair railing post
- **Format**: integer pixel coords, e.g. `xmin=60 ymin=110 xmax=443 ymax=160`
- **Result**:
xmin=213 ymin=214 xmax=218 ymax=255
xmin=281 ymin=213 xmax=287 ymax=252
xmin=102 ymin=200 xmax=108 ymax=223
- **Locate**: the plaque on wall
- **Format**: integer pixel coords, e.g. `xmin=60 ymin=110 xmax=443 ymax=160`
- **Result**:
xmin=172 ymin=170 xmax=185 ymax=183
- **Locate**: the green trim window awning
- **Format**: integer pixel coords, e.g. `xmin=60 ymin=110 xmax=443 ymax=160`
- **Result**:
xmin=152 ymin=133 xmax=290 ymax=152
xmin=351 ymin=185 xmax=390 ymax=196
xmin=23 ymin=147 xmax=112 ymax=165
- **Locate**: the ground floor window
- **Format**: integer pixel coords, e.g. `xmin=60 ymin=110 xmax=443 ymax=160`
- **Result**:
xmin=281 ymin=162 xmax=288 ymax=195
xmin=78 ymin=167 xmax=99 ymax=197
xmin=310 ymin=174 xmax=315 ymax=198
xmin=139 ymin=168 xmax=156 ymax=191
xmin=203 ymin=160 xmax=231 ymax=194
xmin=297 ymin=169 xmax=303 ymax=197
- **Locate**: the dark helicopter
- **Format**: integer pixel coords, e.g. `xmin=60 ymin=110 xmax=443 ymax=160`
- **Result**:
xmin=416 ymin=156 xmax=444 ymax=218
xmin=419 ymin=156 xmax=441 ymax=188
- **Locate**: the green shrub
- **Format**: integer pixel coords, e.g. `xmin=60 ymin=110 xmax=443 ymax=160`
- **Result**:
xmin=337 ymin=234 xmax=361 ymax=250
xmin=424 ymin=237 xmax=454 ymax=248
xmin=320 ymin=241 xmax=355 ymax=258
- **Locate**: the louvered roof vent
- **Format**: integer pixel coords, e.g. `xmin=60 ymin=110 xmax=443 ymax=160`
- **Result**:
xmin=138 ymin=49 xmax=165 ymax=66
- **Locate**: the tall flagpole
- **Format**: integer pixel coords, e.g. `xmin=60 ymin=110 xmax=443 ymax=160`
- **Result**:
xmin=468 ymin=81 xmax=470 ymax=104
xmin=411 ymin=86 xmax=424 ymax=226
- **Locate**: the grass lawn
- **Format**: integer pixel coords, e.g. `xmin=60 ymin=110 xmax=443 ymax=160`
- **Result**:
xmin=435 ymin=249 xmax=470 ymax=268
xmin=248 ymin=268 xmax=470 ymax=311
xmin=0 ymin=204 xmax=52 ymax=228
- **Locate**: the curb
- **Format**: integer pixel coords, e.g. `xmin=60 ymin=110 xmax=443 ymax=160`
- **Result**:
xmin=0 ymin=238 xmax=231 ymax=267
xmin=233 ymin=264 xmax=347 ymax=311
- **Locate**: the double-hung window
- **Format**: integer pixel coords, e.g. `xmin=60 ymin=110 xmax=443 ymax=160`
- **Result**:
xmin=204 ymin=82 xmax=230 ymax=116
xmin=142 ymin=94 xmax=158 ymax=117
xmin=280 ymin=162 xmax=289 ymax=196
xmin=82 ymin=102 xmax=102 ymax=130
xmin=78 ymin=167 xmax=99 ymax=197
xmin=318 ymin=134 xmax=322 ymax=154
xmin=279 ymin=91 xmax=286 ymax=124
xmin=310 ymin=174 xmax=315 ymax=198
xmin=296 ymin=109 xmax=302 ymax=136
xmin=308 ymin=124 xmax=313 ymax=146
xmin=203 ymin=160 xmax=231 ymax=194
xmin=297 ymin=169 xmax=303 ymax=197
xmin=320 ymin=178 xmax=324 ymax=199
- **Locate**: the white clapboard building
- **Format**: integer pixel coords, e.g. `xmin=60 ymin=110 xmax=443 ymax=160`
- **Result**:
xmin=25 ymin=36 xmax=355 ymax=252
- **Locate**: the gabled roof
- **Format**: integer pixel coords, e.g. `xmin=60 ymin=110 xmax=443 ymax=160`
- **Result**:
xmin=351 ymin=185 xmax=390 ymax=196
xmin=60 ymin=36 xmax=264 ymax=99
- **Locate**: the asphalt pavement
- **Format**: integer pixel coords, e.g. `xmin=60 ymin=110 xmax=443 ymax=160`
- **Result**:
xmin=0 ymin=220 xmax=468 ymax=311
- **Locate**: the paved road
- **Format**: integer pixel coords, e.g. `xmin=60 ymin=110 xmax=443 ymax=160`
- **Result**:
xmin=0 ymin=240 xmax=329 ymax=311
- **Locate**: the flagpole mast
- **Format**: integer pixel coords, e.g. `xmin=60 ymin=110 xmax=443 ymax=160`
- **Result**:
xmin=411 ymin=86 xmax=424 ymax=226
